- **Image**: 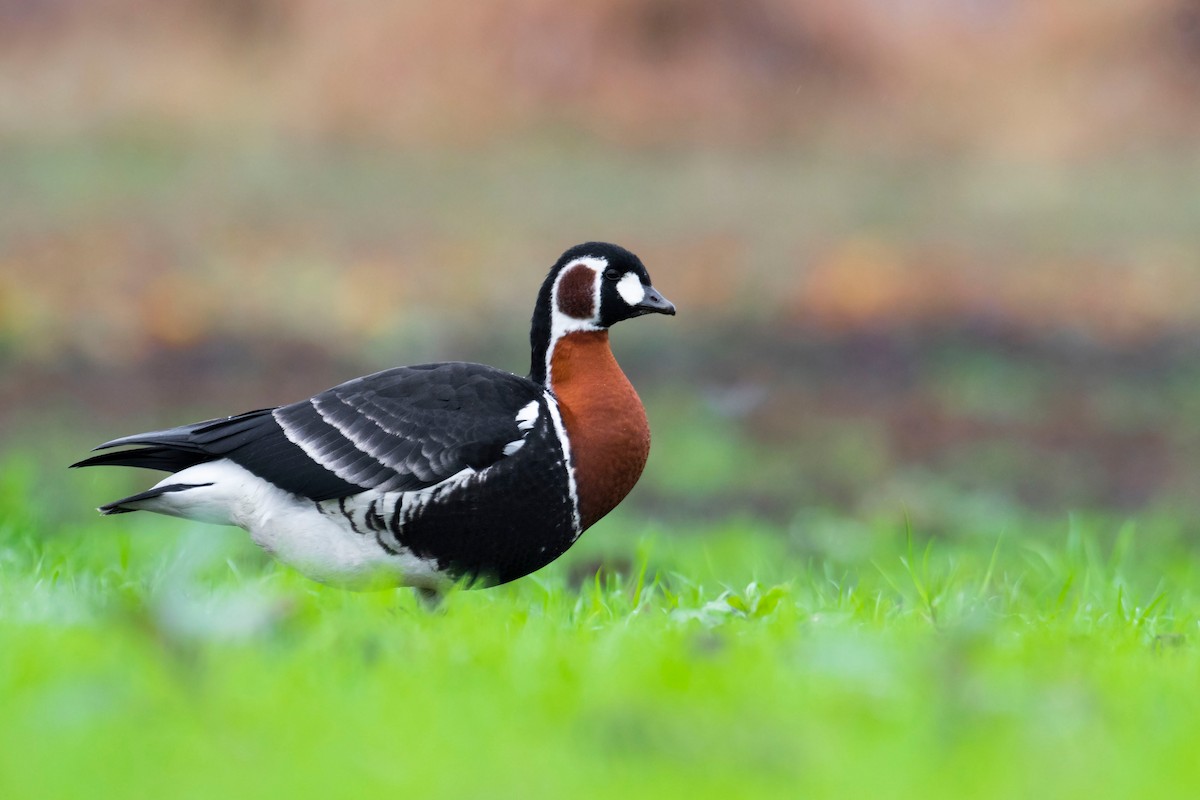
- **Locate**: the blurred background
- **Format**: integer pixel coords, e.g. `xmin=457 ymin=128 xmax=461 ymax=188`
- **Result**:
xmin=4 ymin=0 xmax=1200 ymax=535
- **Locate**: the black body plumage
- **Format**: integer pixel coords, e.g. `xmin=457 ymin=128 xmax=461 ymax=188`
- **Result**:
xmin=76 ymin=363 xmax=573 ymax=584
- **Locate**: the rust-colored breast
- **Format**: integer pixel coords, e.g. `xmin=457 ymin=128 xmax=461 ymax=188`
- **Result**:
xmin=550 ymin=331 xmax=651 ymax=530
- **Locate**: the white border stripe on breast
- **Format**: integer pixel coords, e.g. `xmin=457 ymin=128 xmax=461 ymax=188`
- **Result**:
xmin=543 ymin=391 xmax=582 ymax=535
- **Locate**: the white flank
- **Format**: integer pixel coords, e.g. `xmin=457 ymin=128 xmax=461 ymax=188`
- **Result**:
xmin=616 ymin=271 xmax=645 ymax=305
xmin=542 ymin=391 xmax=582 ymax=536
xmin=133 ymin=459 xmax=446 ymax=590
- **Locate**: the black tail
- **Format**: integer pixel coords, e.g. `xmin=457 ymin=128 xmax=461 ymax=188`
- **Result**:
xmin=70 ymin=408 xmax=277 ymax=473
xmin=99 ymin=482 xmax=213 ymax=515
xmin=72 ymin=445 xmax=212 ymax=473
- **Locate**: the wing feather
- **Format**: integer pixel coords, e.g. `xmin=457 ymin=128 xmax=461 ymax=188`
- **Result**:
xmin=76 ymin=363 xmax=546 ymax=503
xmin=270 ymin=362 xmax=542 ymax=496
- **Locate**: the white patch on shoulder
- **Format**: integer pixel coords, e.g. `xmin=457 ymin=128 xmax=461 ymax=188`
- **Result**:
xmin=515 ymin=400 xmax=540 ymax=431
xmin=503 ymin=399 xmax=540 ymax=457
xmin=616 ymin=271 xmax=645 ymax=306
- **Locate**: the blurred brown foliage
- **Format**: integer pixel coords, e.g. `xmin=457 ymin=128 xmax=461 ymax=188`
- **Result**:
xmin=797 ymin=238 xmax=1200 ymax=342
xmin=3 ymin=1 xmax=1198 ymax=363
xmin=3 ymin=1 xmax=1200 ymax=518
xmin=2 ymin=0 xmax=1199 ymax=153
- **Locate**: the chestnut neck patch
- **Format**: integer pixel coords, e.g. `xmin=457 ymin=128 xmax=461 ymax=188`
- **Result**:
xmin=548 ymin=330 xmax=651 ymax=530
xmin=556 ymin=264 xmax=596 ymax=320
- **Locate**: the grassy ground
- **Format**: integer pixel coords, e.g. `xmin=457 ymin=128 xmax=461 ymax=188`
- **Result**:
xmin=3 ymin=456 xmax=1199 ymax=800
xmin=6 ymin=137 xmax=1200 ymax=798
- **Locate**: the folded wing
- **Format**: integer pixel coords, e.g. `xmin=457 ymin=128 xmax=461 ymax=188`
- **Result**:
xmin=73 ymin=363 xmax=544 ymax=502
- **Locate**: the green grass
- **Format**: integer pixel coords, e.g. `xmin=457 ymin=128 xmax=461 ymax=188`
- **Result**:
xmin=3 ymin=457 xmax=1200 ymax=800
xmin=7 ymin=131 xmax=1200 ymax=798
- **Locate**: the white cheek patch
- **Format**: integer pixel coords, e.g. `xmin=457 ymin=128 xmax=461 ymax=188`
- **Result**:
xmin=616 ymin=272 xmax=645 ymax=306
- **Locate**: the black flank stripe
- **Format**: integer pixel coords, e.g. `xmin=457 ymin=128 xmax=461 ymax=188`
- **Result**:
xmin=339 ymin=497 xmax=362 ymax=534
xmin=389 ymin=497 xmax=404 ymax=535
xmin=369 ymin=501 xmax=387 ymax=532
xmin=375 ymin=528 xmax=401 ymax=556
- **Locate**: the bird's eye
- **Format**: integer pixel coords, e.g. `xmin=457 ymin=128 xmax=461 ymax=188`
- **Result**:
xmin=603 ymin=268 xmax=621 ymax=282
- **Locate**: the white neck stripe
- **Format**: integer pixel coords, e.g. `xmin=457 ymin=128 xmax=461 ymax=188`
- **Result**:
xmin=543 ymin=391 xmax=582 ymax=535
